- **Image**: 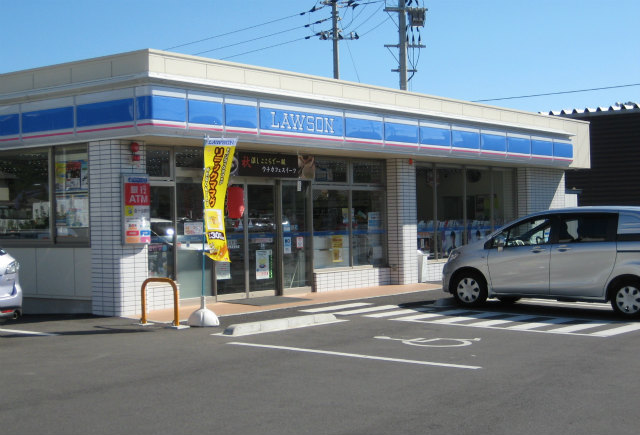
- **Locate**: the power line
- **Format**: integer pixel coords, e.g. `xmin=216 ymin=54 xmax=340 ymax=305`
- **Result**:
xmin=472 ymin=83 xmax=640 ymax=103
xmin=193 ymin=18 xmax=330 ymax=56
xmin=220 ymin=36 xmax=311 ymax=61
xmin=164 ymin=6 xmax=326 ymax=52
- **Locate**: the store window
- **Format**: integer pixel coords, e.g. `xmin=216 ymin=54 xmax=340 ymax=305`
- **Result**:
xmin=147 ymin=147 xmax=171 ymax=178
xmin=313 ymin=158 xmax=386 ymax=269
xmin=55 ymin=145 xmax=89 ymax=241
xmin=416 ymin=165 xmax=515 ymax=259
xmin=149 ymin=185 xmax=174 ymax=278
xmin=352 ymin=190 xmax=385 ymax=266
xmin=0 ymin=149 xmax=50 ymax=240
xmin=175 ymin=147 xmax=210 ymax=298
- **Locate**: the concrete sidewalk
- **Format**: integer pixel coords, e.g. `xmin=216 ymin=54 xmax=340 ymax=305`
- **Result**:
xmin=137 ymin=282 xmax=443 ymax=324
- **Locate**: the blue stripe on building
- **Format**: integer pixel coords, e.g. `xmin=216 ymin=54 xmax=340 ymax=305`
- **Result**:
xmin=77 ymin=98 xmax=134 ymax=127
xmin=22 ymin=106 xmax=74 ymax=133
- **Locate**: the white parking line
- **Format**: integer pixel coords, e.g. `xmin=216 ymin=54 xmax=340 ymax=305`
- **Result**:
xmin=395 ymin=309 xmax=468 ymax=322
xmin=365 ymin=306 xmax=434 ymax=318
xmin=0 ymin=328 xmax=58 ymax=336
xmin=506 ymin=317 xmax=574 ymax=331
xmin=299 ymin=303 xmax=372 ymax=313
xmin=427 ymin=311 xmax=502 ymax=324
xmin=590 ymin=323 xmax=640 ymax=337
xmin=330 ymin=305 xmax=400 ymax=315
xmin=547 ymin=321 xmax=608 ymax=333
xmin=228 ymin=342 xmax=482 ymax=370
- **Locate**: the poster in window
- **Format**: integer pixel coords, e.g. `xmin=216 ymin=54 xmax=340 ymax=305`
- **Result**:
xmin=216 ymin=261 xmax=231 ymax=280
xmin=256 ymin=249 xmax=272 ymax=280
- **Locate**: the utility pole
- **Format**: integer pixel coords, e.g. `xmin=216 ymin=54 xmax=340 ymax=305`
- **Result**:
xmin=331 ymin=0 xmax=340 ymax=79
xmin=318 ymin=0 xmax=359 ymax=79
xmin=385 ymin=0 xmax=427 ymax=90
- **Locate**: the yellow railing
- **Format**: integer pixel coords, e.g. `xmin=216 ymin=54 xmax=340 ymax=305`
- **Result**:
xmin=140 ymin=278 xmax=180 ymax=327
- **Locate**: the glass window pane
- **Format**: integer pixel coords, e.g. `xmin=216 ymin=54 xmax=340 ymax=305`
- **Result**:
xmin=465 ymin=168 xmax=492 ymax=243
xmin=55 ymin=145 xmax=89 ymax=240
xmin=313 ymin=189 xmax=349 ymax=268
xmin=176 ymin=147 xmax=203 ymax=170
xmin=149 ymin=186 xmax=174 ymax=278
xmin=352 ymin=190 xmax=386 ymax=266
xmin=437 ymin=167 xmax=463 ymax=257
xmin=493 ymin=169 xmax=515 ymax=228
xmin=218 ymin=183 xmax=245 ymax=295
xmin=0 ymin=149 xmax=50 ymax=240
xmin=283 ymin=181 xmax=311 ymax=288
xmin=493 ymin=217 xmax=551 ymax=248
xmin=147 ymin=147 xmax=171 ymax=178
xmin=314 ymin=158 xmax=347 ymax=183
xmin=353 ymin=160 xmax=384 ymax=184
xmin=416 ymin=167 xmax=436 ymax=258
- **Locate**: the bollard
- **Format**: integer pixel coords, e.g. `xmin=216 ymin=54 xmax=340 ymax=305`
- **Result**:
xmin=140 ymin=278 xmax=180 ymax=327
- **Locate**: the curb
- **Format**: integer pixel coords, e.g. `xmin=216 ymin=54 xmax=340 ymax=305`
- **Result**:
xmin=222 ymin=313 xmax=338 ymax=336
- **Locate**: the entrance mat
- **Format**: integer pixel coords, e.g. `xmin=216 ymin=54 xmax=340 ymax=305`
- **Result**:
xmin=224 ymin=296 xmax=310 ymax=306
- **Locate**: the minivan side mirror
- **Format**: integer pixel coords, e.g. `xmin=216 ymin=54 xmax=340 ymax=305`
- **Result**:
xmin=485 ymin=238 xmax=504 ymax=251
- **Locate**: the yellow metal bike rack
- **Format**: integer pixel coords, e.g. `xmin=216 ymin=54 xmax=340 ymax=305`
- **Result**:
xmin=140 ymin=278 xmax=180 ymax=327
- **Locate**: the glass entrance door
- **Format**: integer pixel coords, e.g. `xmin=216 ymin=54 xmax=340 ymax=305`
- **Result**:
xmin=282 ymin=180 xmax=312 ymax=292
xmin=247 ymin=184 xmax=276 ymax=296
xmin=216 ymin=182 xmax=277 ymax=298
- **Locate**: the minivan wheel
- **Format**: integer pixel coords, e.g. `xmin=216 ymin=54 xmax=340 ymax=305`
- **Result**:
xmin=611 ymin=281 xmax=640 ymax=318
xmin=452 ymin=272 xmax=487 ymax=307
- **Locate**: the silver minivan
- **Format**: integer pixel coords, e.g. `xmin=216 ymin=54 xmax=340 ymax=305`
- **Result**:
xmin=442 ymin=206 xmax=640 ymax=318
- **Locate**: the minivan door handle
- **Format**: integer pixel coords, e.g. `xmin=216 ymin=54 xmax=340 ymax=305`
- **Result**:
xmin=557 ymin=245 xmax=572 ymax=252
xmin=530 ymin=246 xmax=546 ymax=253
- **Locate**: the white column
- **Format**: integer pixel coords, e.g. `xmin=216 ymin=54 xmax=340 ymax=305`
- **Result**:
xmin=89 ymin=140 xmax=148 ymax=316
xmin=386 ymin=158 xmax=418 ymax=284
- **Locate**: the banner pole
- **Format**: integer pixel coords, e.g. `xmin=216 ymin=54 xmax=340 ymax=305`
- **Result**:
xmin=188 ymin=136 xmax=220 ymax=327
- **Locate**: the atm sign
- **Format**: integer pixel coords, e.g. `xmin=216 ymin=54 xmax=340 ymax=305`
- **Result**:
xmin=125 ymin=183 xmax=150 ymax=206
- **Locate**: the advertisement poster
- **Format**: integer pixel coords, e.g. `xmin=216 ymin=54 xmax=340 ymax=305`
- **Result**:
xmin=331 ymin=235 xmax=344 ymax=262
xmin=256 ymin=249 xmax=272 ymax=280
xmin=184 ymin=221 xmax=204 ymax=236
xmin=122 ymin=174 xmax=151 ymax=244
xmin=230 ymin=151 xmax=315 ymax=179
xmin=202 ymin=137 xmax=237 ymax=261
xmin=284 ymin=236 xmax=292 ymax=254
xmin=368 ymin=211 xmax=381 ymax=230
xmin=216 ymin=261 xmax=231 ymax=280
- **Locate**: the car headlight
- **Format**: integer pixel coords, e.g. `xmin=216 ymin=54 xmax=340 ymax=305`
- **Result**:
xmin=5 ymin=261 xmax=19 ymax=274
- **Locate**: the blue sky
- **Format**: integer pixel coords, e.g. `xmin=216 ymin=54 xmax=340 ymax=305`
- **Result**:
xmin=1 ymin=0 xmax=638 ymax=113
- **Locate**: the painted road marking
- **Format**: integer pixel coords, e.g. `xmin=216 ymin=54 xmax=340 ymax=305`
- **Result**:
xmin=426 ymin=311 xmax=502 ymax=324
xmin=393 ymin=309 xmax=468 ymax=321
xmin=0 ymin=328 xmax=58 ymax=336
xmin=505 ymin=317 xmax=573 ymax=330
xmin=375 ymin=336 xmax=481 ymax=347
xmin=299 ymin=302 xmax=640 ymax=337
xmin=546 ymin=321 xmax=608 ymax=333
xmin=329 ymin=305 xmax=400 ymax=315
xmin=590 ymin=323 xmax=640 ymax=337
xmin=365 ymin=307 xmax=434 ymax=318
xmin=228 ymin=342 xmax=482 ymax=370
xmin=300 ymin=303 xmax=372 ymax=313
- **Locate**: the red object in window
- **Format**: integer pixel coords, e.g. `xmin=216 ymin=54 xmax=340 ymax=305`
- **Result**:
xmin=227 ymin=186 xmax=245 ymax=219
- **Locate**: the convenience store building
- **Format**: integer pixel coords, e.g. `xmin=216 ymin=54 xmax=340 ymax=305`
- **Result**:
xmin=0 ymin=49 xmax=589 ymax=315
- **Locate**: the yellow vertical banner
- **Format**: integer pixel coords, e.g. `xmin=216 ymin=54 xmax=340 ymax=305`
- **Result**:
xmin=202 ymin=137 xmax=237 ymax=262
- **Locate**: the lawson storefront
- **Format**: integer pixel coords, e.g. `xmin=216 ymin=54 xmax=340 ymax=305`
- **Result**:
xmin=0 ymin=49 xmax=589 ymax=315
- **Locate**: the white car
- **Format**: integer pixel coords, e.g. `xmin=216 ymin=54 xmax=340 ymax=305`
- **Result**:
xmin=443 ymin=206 xmax=640 ymax=318
xmin=0 ymin=249 xmax=22 ymax=319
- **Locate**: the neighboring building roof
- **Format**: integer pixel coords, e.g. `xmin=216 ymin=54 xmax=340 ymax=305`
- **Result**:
xmin=545 ymin=102 xmax=640 ymax=117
